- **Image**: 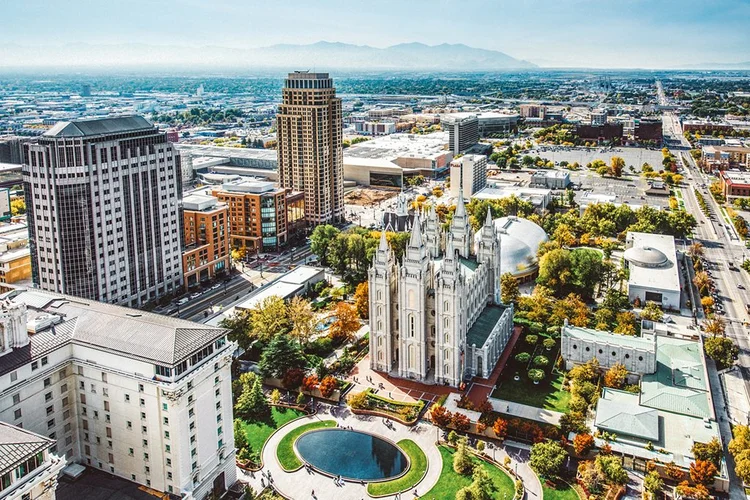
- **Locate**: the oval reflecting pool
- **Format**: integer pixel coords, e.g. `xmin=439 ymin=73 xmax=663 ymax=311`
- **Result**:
xmin=295 ymin=429 xmax=408 ymax=481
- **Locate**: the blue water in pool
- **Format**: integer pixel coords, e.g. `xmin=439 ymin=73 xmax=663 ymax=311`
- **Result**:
xmin=295 ymin=429 xmax=408 ymax=481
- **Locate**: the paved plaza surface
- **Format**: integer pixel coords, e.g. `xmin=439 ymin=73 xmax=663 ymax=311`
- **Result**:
xmin=238 ymin=404 xmax=542 ymax=500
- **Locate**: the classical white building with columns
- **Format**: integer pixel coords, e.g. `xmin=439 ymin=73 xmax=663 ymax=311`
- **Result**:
xmin=369 ymin=192 xmax=514 ymax=387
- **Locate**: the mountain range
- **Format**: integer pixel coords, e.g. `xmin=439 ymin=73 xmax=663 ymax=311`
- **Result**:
xmin=0 ymin=41 xmax=536 ymax=71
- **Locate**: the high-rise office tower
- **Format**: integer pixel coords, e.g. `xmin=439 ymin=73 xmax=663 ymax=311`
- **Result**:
xmin=277 ymin=71 xmax=343 ymax=224
xmin=442 ymin=114 xmax=479 ymax=154
xmin=23 ymin=115 xmax=184 ymax=307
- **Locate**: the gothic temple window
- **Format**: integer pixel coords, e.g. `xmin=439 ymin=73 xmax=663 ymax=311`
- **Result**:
xmin=409 ymin=314 xmax=415 ymax=338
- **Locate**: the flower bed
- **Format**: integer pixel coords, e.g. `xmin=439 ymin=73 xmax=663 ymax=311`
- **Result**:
xmin=347 ymin=388 xmax=425 ymax=424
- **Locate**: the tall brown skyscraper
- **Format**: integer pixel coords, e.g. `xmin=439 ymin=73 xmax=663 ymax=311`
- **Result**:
xmin=277 ymin=71 xmax=343 ymax=224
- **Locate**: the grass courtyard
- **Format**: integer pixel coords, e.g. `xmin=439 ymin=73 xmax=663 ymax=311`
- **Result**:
xmin=422 ymin=446 xmax=516 ymax=499
xmin=366 ymin=439 xmax=427 ymax=497
xmin=238 ymin=406 xmax=306 ymax=461
xmin=493 ymin=369 xmax=571 ymax=413
xmin=542 ymin=481 xmax=582 ymax=500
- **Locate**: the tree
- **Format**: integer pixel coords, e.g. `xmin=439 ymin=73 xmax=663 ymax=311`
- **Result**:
xmin=676 ymin=482 xmax=710 ymax=500
xmin=493 ymin=418 xmax=508 ymax=439
xmin=569 ymin=358 xmax=600 ymax=383
xmin=235 ymin=378 xmax=269 ymax=419
xmin=10 ymin=198 xmax=25 ymax=216
xmin=537 ymin=248 xmax=573 ymax=296
xmin=250 ymin=295 xmax=289 ymax=342
xmin=258 ymin=335 xmax=307 ymax=379
xmin=234 ymin=419 xmax=249 ymax=454
xmin=530 ymin=441 xmax=567 ymax=480
xmin=466 ymin=466 xmax=494 ymax=500
xmin=595 ymin=454 xmax=628 ymax=485
xmin=664 ymin=461 xmax=685 ymax=481
xmin=528 ymin=368 xmax=545 ymax=384
xmin=281 ymin=367 xmax=304 ymax=389
xmin=688 ymin=242 xmax=705 ymax=259
xmin=500 ymin=273 xmax=520 ymax=304
xmin=310 ymin=224 xmax=340 ymax=266
xmin=533 ymin=355 xmax=549 ymax=367
xmin=692 ymin=438 xmax=723 ymax=468
xmin=287 ymin=296 xmax=315 ymax=346
xmin=329 ymin=301 xmax=360 ymax=343
xmin=704 ymin=335 xmax=738 ymax=369
xmin=703 ymin=317 xmax=726 ymax=336
xmin=518 ymin=285 xmax=555 ymax=324
xmin=319 ymin=376 xmax=338 ymax=398
xmin=608 ymin=156 xmax=625 ymax=177
xmin=693 ymin=270 xmax=711 ymax=293
xmin=640 ymin=301 xmax=663 ymax=322
xmin=603 ymin=363 xmax=628 ymax=389
xmin=729 ymin=424 xmax=750 ymax=458
xmin=550 ymin=293 xmax=590 ymax=327
xmin=613 ymin=311 xmax=637 ymax=336
xmin=328 ymin=233 xmax=350 ymax=275
xmin=347 ymin=391 xmax=369 ymax=409
xmin=573 ymin=433 xmax=595 ymax=456
xmin=431 ymin=405 xmax=452 ymax=427
xmin=643 ymin=471 xmax=664 ymax=496
xmin=270 ymin=389 xmax=281 ymax=404
xmin=354 ymin=282 xmax=369 ymax=319
xmin=452 ymin=412 xmax=471 ymax=432
xmin=453 ymin=437 xmax=474 ymax=475
xmin=559 ymin=412 xmax=588 ymax=435
xmin=689 ymin=459 xmax=718 ymax=486
xmin=219 ymin=309 xmax=253 ymax=351
xmin=302 ymin=375 xmax=319 ymax=393
xmin=570 ymin=249 xmax=603 ymax=300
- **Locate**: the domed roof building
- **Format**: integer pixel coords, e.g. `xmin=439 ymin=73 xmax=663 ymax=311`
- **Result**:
xmin=623 ymin=232 xmax=680 ymax=310
xmin=474 ymin=216 xmax=548 ymax=282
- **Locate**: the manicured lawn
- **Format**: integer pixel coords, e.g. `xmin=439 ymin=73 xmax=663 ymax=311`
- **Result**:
xmin=422 ymin=446 xmax=515 ymax=499
xmin=276 ymin=419 xmax=336 ymax=471
xmin=239 ymin=406 xmax=305 ymax=459
xmin=542 ymin=481 xmax=581 ymax=500
xmin=493 ymin=369 xmax=571 ymax=413
xmin=367 ymin=440 xmax=427 ymax=497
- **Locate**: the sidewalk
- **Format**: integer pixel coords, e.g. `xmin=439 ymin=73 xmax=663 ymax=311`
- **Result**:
xmin=487 ymin=397 xmax=564 ymax=426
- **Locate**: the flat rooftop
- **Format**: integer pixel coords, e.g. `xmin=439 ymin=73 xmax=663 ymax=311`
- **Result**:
xmin=175 ymin=143 xmax=278 ymax=161
xmin=344 ymin=132 xmax=449 ymax=161
xmin=472 ymin=186 xmax=550 ymax=207
xmin=721 ymin=169 xmax=750 ymax=186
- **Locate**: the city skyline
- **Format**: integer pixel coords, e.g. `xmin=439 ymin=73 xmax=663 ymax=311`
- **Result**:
xmin=0 ymin=0 xmax=748 ymax=69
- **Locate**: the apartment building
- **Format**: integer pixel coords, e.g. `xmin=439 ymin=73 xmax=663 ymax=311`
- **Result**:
xmin=0 ymin=289 xmax=236 ymax=499
xmin=0 ymin=422 xmax=65 ymax=500
xmin=23 ymin=115 xmax=184 ymax=307
xmin=276 ymin=71 xmax=344 ymax=224
xmin=450 ymin=154 xmax=487 ymax=199
xmin=181 ymin=194 xmax=230 ymax=289
xmin=212 ymin=180 xmax=304 ymax=253
xmin=441 ymin=114 xmax=479 ymax=154
xmin=719 ymin=170 xmax=750 ymax=198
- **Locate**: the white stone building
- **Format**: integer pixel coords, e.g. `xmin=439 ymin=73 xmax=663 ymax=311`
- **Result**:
xmin=0 ymin=289 xmax=236 ymax=499
xmin=450 ymin=155 xmax=487 ymax=199
xmin=369 ymin=193 xmax=514 ymax=387
xmin=624 ymin=232 xmax=681 ymax=309
xmin=0 ymin=422 xmax=65 ymax=500
xmin=561 ymin=322 xmax=657 ymax=374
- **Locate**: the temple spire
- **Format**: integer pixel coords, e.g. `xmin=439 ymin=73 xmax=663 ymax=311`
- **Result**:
xmin=378 ymin=230 xmax=389 ymax=251
xmin=408 ymin=212 xmax=423 ymax=248
xmin=484 ymin=208 xmax=493 ymax=227
xmin=455 ymin=189 xmax=466 ymax=218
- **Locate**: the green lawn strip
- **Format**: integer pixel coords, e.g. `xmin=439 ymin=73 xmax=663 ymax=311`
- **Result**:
xmin=367 ymin=440 xmax=427 ymax=497
xmin=493 ymin=369 xmax=571 ymax=413
xmin=542 ymin=481 xmax=582 ymax=500
xmin=276 ymin=419 xmax=337 ymax=471
xmin=240 ymin=406 xmax=305 ymax=458
xmin=422 ymin=446 xmax=515 ymax=500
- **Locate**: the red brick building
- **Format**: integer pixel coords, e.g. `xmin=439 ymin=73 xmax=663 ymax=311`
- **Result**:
xmin=181 ymin=194 xmax=230 ymax=289
xmin=719 ymin=170 xmax=750 ymax=198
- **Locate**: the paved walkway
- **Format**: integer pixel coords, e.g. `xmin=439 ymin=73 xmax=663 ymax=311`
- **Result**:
xmin=237 ymin=406 xmax=542 ymax=500
xmin=488 ymin=397 xmax=564 ymax=426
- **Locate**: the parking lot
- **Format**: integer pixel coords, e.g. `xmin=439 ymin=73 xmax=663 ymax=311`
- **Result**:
xmin=527 ymin=146 xmax=665 ymax=172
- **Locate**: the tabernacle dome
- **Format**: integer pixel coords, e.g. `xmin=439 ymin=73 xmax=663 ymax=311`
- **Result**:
xmin=474 ymin=216 xmax=548 ymax=282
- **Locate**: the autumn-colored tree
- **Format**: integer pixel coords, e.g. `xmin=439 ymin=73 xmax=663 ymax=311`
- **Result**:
xmin=573 ymin=433 xmax=595 ymax=456
xmin=603 ymin=363 xmax=628 ymax=389
xmin=476 ymin=421 xmax=487 ymax=434
xmin=703 ymin=317 xmax=726 ymax=336
xmin=431 ymin=405 xmax=452 ymax=427
xmin=287 ymin=296 xmax=316 ymax=346
xmin=569 ymin=358 xmax=600 ymax=383
xmin=701 ymin=296 xmax=715 ymax=312
xmin=301 ymin=374 xmax=319 ymax=393
xmin=250 ymin=295 xmax=289 ymax=341
xmin=353 ymin=281 xmax=369 ymax=319
xmin=693 ymin=271 xmax=711 ymax=293
xmin=493 ymin=418 xmax=508 ymax=439
xmin=318 ymin=376 xmax=338 ymax=398
xmin=613 ymin=311 xmax=637 ymax=336
xmin=500 ymin=272 xmax=520 ymax=304
xmin=329 ymin=301 xmax=360 ymax=343
xmin=689 ymin=459 xmax=718 ymax=486
xmin=451 ymin=412 xmax=471 ymax=432
xmin=664 ymin=461 xmax=685 ymax=481
xmin=675 ymin=482 xmax=710 ymax=500
xmin=282 ymin=367 xmax=304 ymax=389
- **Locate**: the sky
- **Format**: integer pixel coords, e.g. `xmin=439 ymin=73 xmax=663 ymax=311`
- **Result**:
xmin=1 ymin=0 xmax=749 ymax=68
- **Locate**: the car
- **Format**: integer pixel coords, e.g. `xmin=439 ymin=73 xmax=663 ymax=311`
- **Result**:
xmin=211 ymin=283 xmax=221 ymax=290
xmin=177 ymin=297 xmax=189 ymax=306
xmin=189 ymin=292 xmax=201 ymax=299
xmin=738 ymin=284 xmax=745 ymax=290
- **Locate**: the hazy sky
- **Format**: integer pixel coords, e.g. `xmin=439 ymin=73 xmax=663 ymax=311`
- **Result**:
xmin=2 ymin=0 xmax=749 ymax=68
